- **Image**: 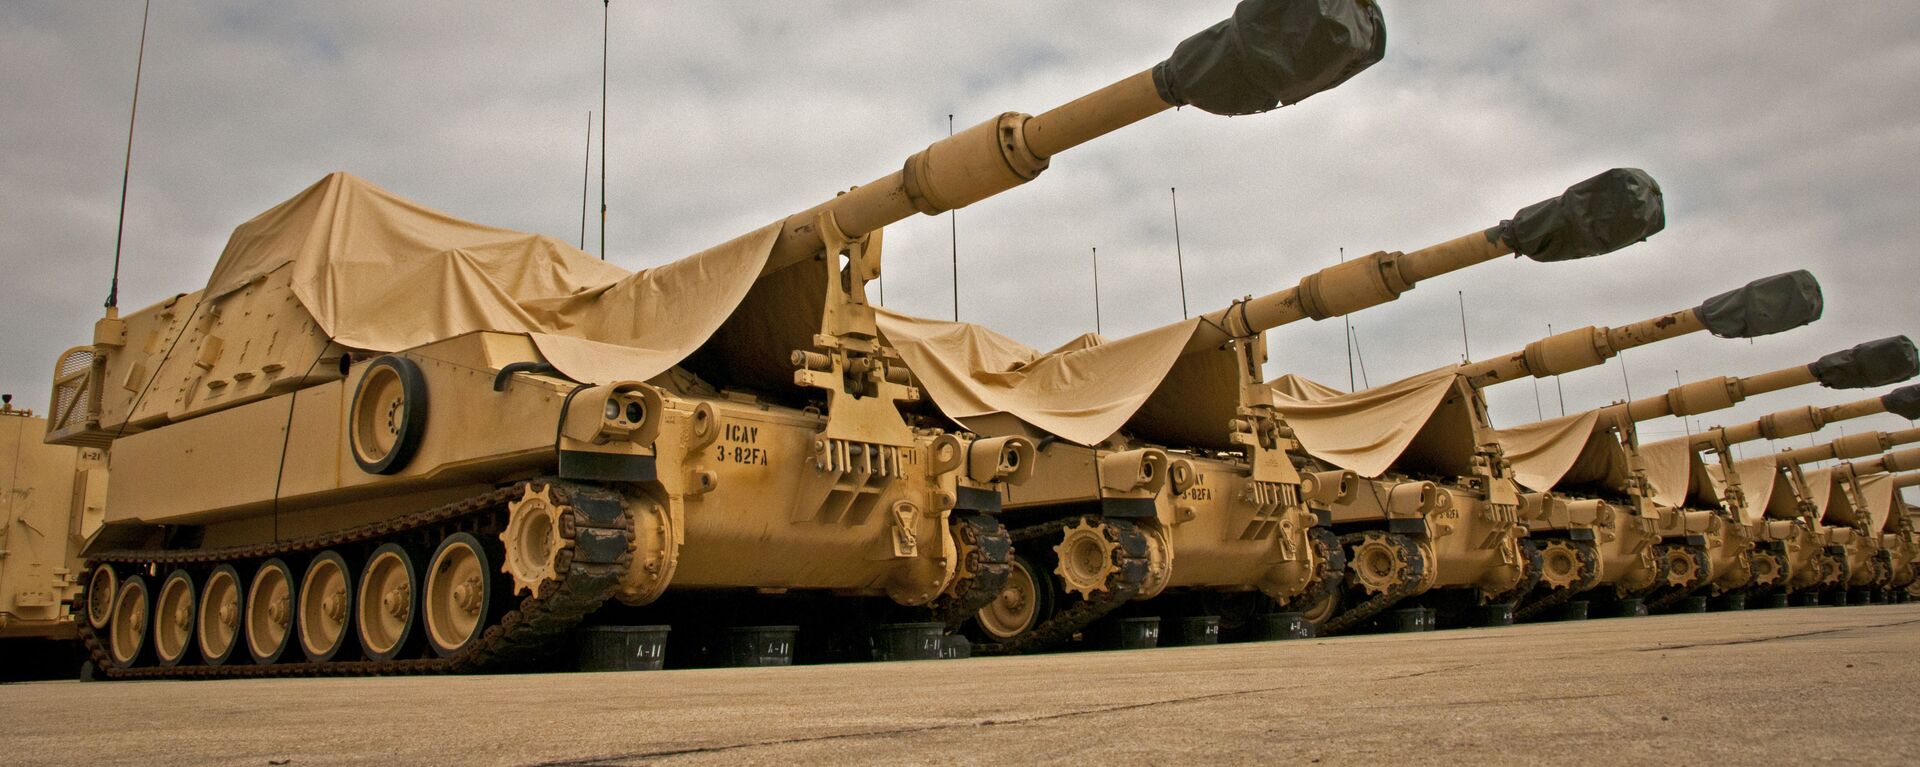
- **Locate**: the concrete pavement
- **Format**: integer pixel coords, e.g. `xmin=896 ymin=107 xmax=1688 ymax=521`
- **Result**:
xmin=4 ymin=604 xmax=1918 ymax=766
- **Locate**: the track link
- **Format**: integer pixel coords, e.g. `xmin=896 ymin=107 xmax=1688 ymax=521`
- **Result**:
xmin=1647 ymin=540 xmax=1713 ymax=611
xmin=79 ymin=480 xmax=630 ymax=679
xmin=928 ymin=513 xmax=1013 ymax=630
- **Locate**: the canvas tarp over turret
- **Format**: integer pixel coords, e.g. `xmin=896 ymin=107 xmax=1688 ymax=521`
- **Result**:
xmin=873 ymin=311 xmax=1241 ymax=448
xmin=196 ymin=173 xmax=786 ymax=387
xmin=1857 ymin=472 xmax=1898 ymax=533
xmin=1707 ymin=454 xmax=1799 ymax=525
xmin=1262 ymin=369 xmax=1477 ymax=479
xmin=1492 ymin=410 xmax=1692 ymax=501
xmin=1639 ymin=434 xmax=1728 ymax=509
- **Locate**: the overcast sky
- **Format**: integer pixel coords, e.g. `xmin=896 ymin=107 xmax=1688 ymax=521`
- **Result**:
xmin=4 ymin=2 xmax=1917 ymax=490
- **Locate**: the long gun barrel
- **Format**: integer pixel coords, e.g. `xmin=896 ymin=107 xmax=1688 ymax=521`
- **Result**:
xmin=1847 ymin=447 xmax=1920 ymax=476
xmin=758 ymin=0 xmax=1386 ymax=275
xmin=1690 ymin=381 xmax=1920 ymax=450
xmin=1185 ymin=166 xmax=1665 ymax=353
xmin=1891 ymin=470 xmax=1920 ymax=490
xmin=1597 ymin=337 xmax=1918 ymax=428
xmin=1455 ymin=270 xmax=1823 ymax=387
xmin=1780 ymin=429 xmax=1920 ymax=467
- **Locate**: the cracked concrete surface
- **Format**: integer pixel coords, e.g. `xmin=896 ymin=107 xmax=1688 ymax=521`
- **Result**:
xmin=5 ymin=605 xmax=1917 ymax=766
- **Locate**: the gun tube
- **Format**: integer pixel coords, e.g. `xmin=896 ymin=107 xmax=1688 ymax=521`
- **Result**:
xmin=1779 ymin=428 xmax=1920 ymax=467
xmin=1184 ymin=167 xmax=1665 ymax=353
xmin=1697 ymin=383 xmax=1920 ymax=449
xmin=1599 ymin=338 xmax=1918 ymax=428
xmin=1456 ymin=271 xmax=1822 ymax=388
xmin=1849 ymin=446 xmax=1920 ymax=476
xmin=755 ymin=0 xmax=1386 ymax=276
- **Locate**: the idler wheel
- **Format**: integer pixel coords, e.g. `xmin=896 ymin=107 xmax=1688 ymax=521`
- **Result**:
xmin=976 ymin=555 xmax=1054 ymax=641
xmin=152 ymin=569 xmax=198 ymax=667
xmin=1052 ymin=517 xmax=1124 ymax=599
xmin=297 ymin=550 xmax=355 ymax=662
xmin=1347 ymin=531 xmax=1411 ymax=596
xmin=106 ymin=574 xmax=151 ymax=670
xmin=197 ymin=564 xmax=245 ymax=666
xmin=500 ymin=484 xmax=565 ymax=595
xmin=357 ymin=543 xmax=421 ymax=661
xmin=246 ymin=558 xmax=297 ymax=664
xmin=425 ymin=532 xmax=495 ymax=657
xmin=85 ymin=563 xmax=118 ymax=631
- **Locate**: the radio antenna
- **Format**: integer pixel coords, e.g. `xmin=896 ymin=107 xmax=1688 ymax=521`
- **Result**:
xmin=1456 ymin=290 xmax=1472 ymax=362
xmin=580 ymin=111 xmax=591 ymax=249
xmin=1170 ymin=187 xmax=1189 ymax=319
xmin=598 ymin=0 xmax=609 ymax=259
xmin=1341 ymin=248 xmax=1353 ymax=390
xmin=949 ymin=114 xmax=959 ymax=321
xmin=1091 ymin=246 xmax=1103 ymax=335
xmin=106 ymin=0 xmax=152 ymax=312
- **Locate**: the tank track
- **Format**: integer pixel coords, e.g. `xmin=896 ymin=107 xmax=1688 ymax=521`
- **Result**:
xmin=1514 ymin=539 xmax=1599 ymax=621
xmin=1647 ymin=540 xmax=1713 ymax=611
xmin=1488 ymin=539 xmax=1544 ymax=605
xmin=928 ymin=513 xmax=1013 ymax=630
xmin=1318 ymin=531 xmax=1427 ymax=636
xmin=77 ymin=479 xmax=630 ymax=679
xmin=1282 ymin=527 xmax=1347 ymax=615
xmin=974 ymin=515 xmax=1149 ymax=655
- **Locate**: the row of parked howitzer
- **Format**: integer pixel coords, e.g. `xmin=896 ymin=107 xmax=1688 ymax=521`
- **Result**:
xmin=3 ymin=0 xmax=1916 ymax=678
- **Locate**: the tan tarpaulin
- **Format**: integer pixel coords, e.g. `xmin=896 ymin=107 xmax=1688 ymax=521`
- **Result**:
xmin=874 ymin=311 xmax=1240 ymax=448
xmin=200 ymin=173 xmax=783 ymax=385
xmin=1709 ymin=455 xmax=1795 ymax=525
xmin=1264 ymin=368 xmax=1460 ymax=479
xmin=1494 ymin=410 xmax=1605 ymax=492
xmin=1857 ymin=472 xmax=1897 ymax=533
xmin=1801 ymin=467 xmax=1838 ymax=524
xmin=1269 ymin=373 xmax=1348 ymax=401
xmin=1638 ymin=436 xmax=1696 ymax=508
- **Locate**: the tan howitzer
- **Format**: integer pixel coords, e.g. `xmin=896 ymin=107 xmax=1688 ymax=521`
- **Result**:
xmin=976 ymin=167 xmax=1666 ymax=648
xmin=56 ymin=2 xmax=1392 ymax=678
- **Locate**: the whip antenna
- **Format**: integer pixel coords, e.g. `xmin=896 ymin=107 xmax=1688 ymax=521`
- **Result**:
xmin=1549 ymin=323 xmax=1567 ymax=416
xmin=949 ymin=114 xmax=959 ymax=320
xmin=580 ymin=111 xmax=591 ymax=249
xmin=1170 ymin=187 xmax=1189 ymax=319
xmin=1341 ymin=248 xmax=1353 ymax=390
xmin=1457 ymin=290 xmax=1472 ymax=362
xmin=106 ymin=0 xmax=152 ymax=312
xmin=599 ymin=0 xmax=609 ymax=259
xmin=1091 ymin=247 xmax=1102 ymax=335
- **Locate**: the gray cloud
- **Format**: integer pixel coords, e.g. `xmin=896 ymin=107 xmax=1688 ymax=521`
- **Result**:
xmin=3 ymin=2 xmax=1916 ymax=495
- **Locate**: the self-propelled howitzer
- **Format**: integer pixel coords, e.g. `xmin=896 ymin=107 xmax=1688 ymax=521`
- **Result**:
xmin=53 ymin=1 xmax=1388 ymax=678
